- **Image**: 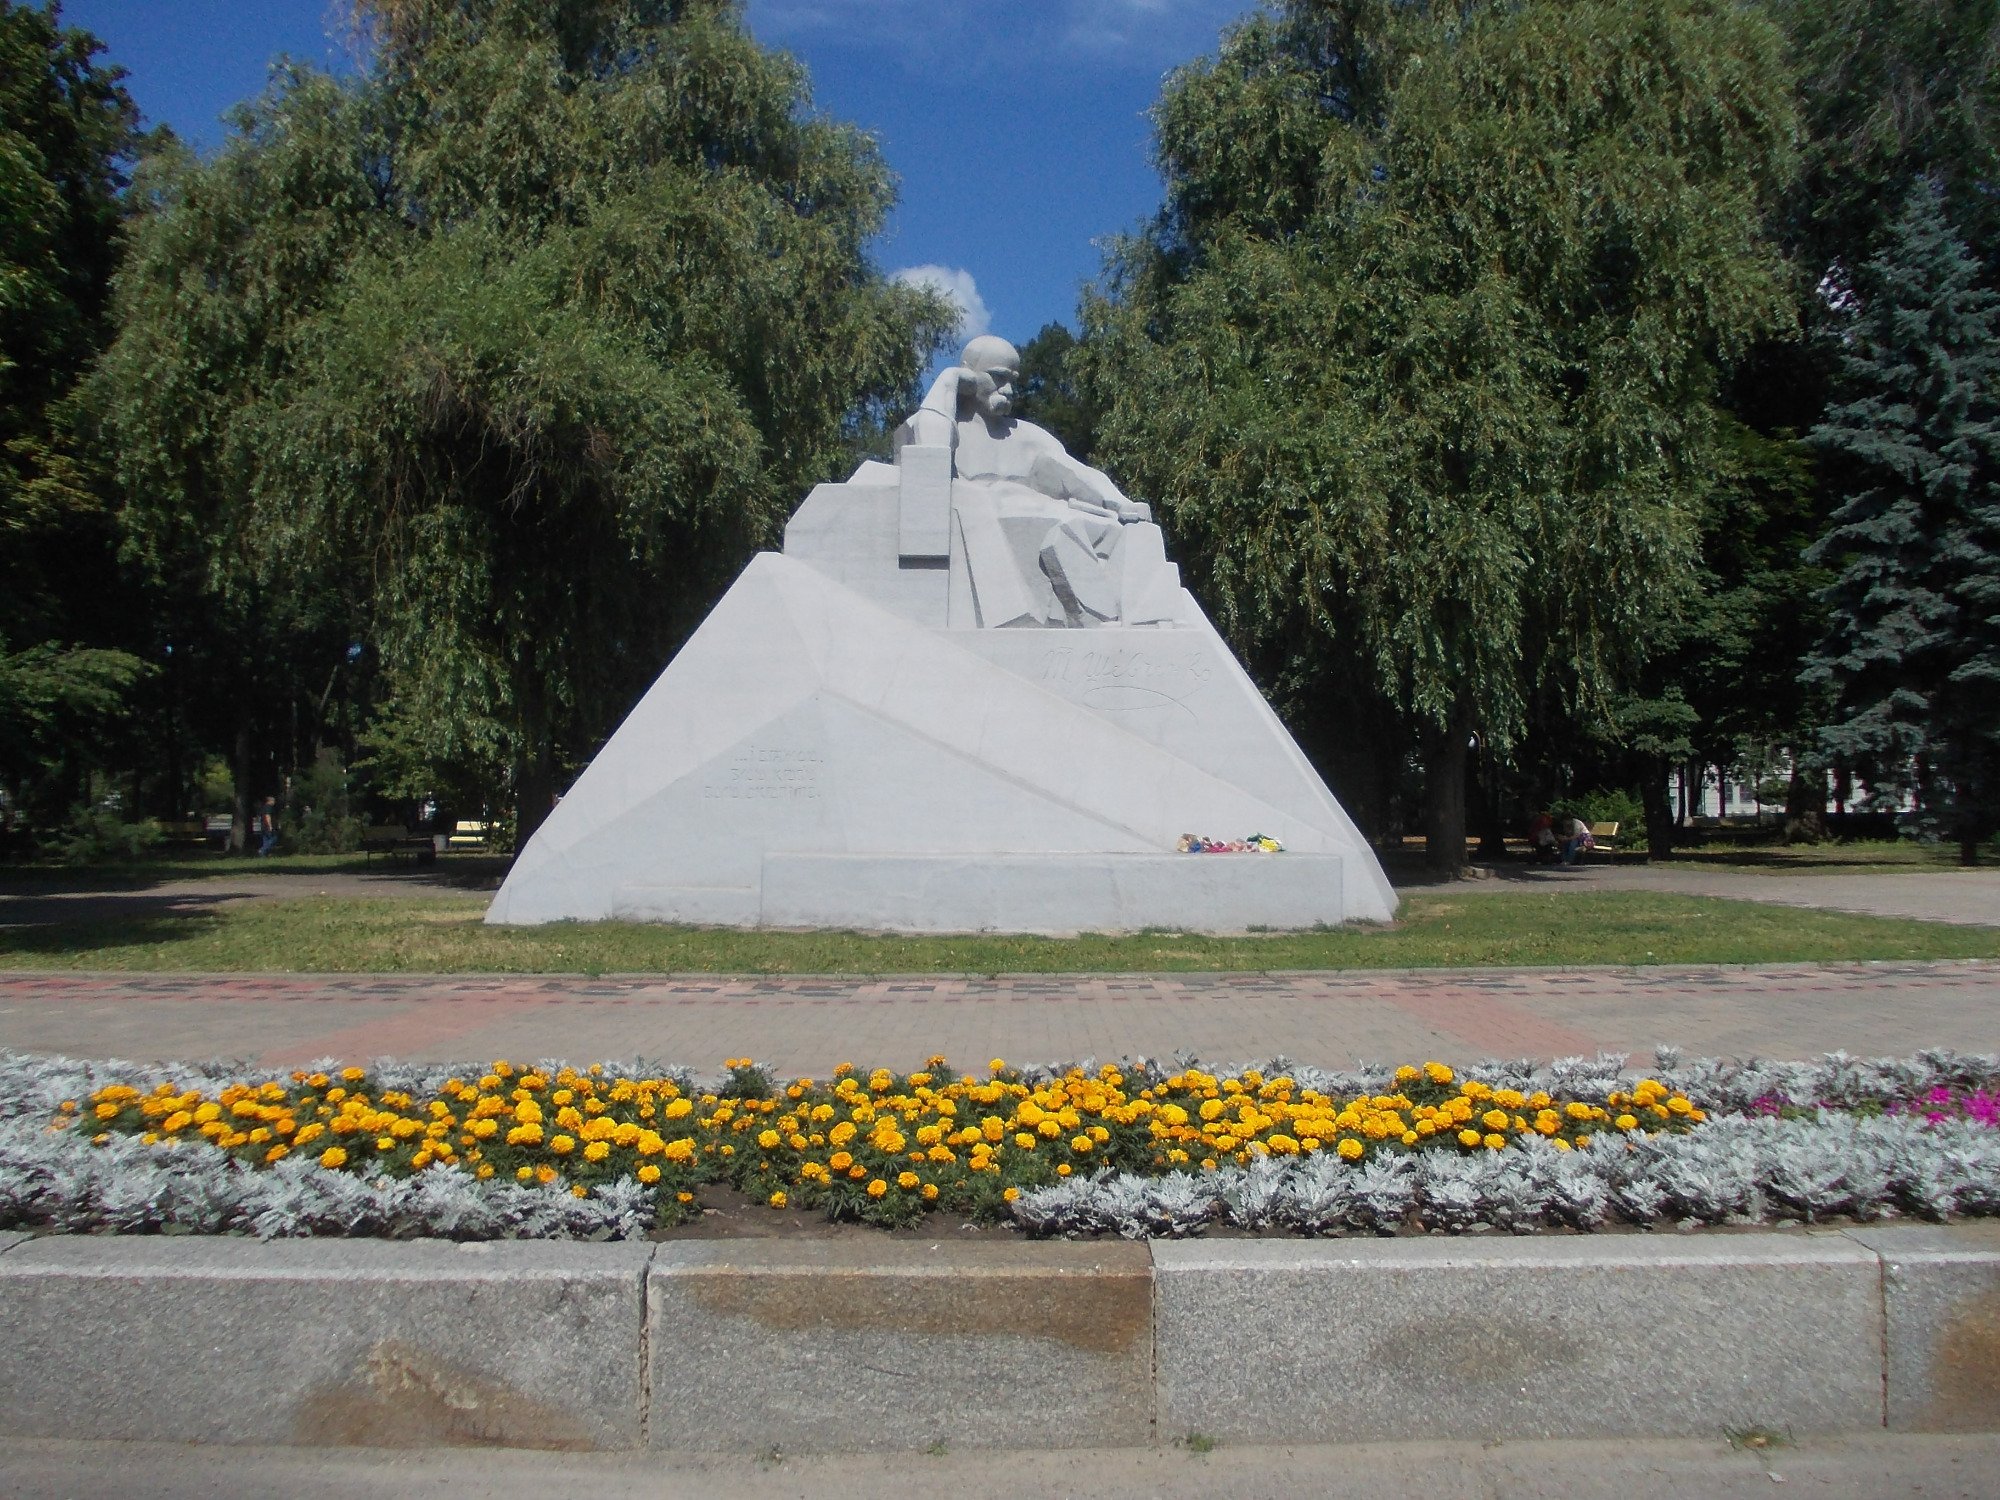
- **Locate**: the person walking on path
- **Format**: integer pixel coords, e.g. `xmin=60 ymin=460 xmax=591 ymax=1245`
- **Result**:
xmin=254 ymin=796 xmax=278 ymax=857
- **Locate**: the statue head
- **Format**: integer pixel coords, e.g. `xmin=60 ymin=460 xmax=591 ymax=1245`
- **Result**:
xmin=961 ymin=335 xmax=1021 ymax=419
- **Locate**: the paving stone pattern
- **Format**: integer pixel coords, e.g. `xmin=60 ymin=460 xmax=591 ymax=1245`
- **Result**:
xmin=0 ymin=960 xmax=1994 ymax=1071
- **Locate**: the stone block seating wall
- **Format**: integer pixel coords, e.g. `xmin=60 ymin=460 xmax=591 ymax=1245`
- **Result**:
xmin=0 ymin=1226 xmax=1994 ymax=1452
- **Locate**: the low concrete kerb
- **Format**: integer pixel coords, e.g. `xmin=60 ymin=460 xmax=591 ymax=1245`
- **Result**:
xmin=0 ymin=1225 xmax=1993 ymax=1453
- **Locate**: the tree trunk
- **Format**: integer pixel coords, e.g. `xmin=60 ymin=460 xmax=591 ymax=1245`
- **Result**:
xmin=1785 ymin=757 xmax=1827 ymax=844
xmin=229 ymin=714 xmax=252 ymax=855
xmin=1642 ymin=757 xmax=1674 ymax=860
xmin=1473 ymin=739 xmax=1508 ymax=859
xmin=1423 ymin=711 xmax=1470 ymax=877
xmin=512 ymin=666 xmax=557 ymax=854
xmin=1959 ymin=834 xmax=1981 ymax=867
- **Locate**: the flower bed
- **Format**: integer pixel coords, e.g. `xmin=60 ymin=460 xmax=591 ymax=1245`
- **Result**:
xmin=0 ymin=1049 xmax=1995 ymax=1240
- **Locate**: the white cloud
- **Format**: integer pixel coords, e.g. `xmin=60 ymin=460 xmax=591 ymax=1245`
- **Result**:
xmin=891 ymin=263 xmax=992 ymax=343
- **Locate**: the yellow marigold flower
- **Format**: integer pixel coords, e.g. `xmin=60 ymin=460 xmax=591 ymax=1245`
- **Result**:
xmin=1336 ymin=1138 xmax=1364 ymax=1161
xmin=265 ymin=1145 xmax=289 ymax=1163
xmin=664 ymin=1138 xmax=698 ymax=1164
xmin=1070 ymin=1135 xmax=1093 ymax=1153
xmin=1458 ymin=1128 xmax=1482 ymax=1148
xmin=1616 ymin=1114 xmax=1639 ymax=1131
xmin=637 ymin=1164 xmax=661 ymax=1184
xmin=663 ymin=1098 xmax=693 ymax=1120
xmin=758 ymin=1129 xmax=782 ymax=1150
xmin=341 ymin=1067 xmax=366 ymax=1083
xmin=583 ymin=1140 xmax=611 ymax=1162
xmin=193 ymin=1103 xmax=222 ymax=1124
xmin=1394 ymin=1065 xmax=1420 ymax=1083
xmin=1668 ymin=1096 xmax=1694 ymax=1115
xmin=1481 ymin=1108 xmax=1510 ymax=1131
xmin=829 ymin=1150 xmax=853 ymax=1171
xmin=319 ymin=1147 xmax=348 ymax=1169
xmin=990 ymin=1058 xmax=1007 ymax=1073
xmin=1056 ymin=1163 xmax=1072 ymax=1177
xmin=1014 ymin=1132 xmax=1036 ymax=1149
xmin=896 ymin=1171 xmax=920 ymax=1189
xmin=1483 ymin=1133 xmax=1506 ymax=1150
xmin=535 ymin=1164 xmax=558 ymax=1185
xmin=549 ymin=1134 xmax=576 ymax=1155
xmin=866 ymin=1178 xmax=888 ymax=1198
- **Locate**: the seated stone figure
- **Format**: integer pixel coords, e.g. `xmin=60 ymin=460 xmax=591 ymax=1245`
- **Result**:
xmin=894 ymin=335 xmax=1182 ymax=629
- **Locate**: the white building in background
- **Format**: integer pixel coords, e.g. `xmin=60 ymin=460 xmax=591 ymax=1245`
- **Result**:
xmin=1669 ymin=757 xmax=1918 ymax=824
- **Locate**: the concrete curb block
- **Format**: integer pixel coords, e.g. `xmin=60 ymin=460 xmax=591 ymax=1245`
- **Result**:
xmin=1845 ymin=1223 xmax=2000 ymax=1432
xmin=647 ymin=1240 xmax=1154 ymax=1450
xmin=0 ymin=1238 xmax=651 ymax=1449
xmin=0 ymin=1228 xmax=1991 ymax=1451
xmin=1154 ymin=1233 xmax=1885 ymax=1444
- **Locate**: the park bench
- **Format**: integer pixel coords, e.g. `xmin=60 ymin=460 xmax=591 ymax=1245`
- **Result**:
xmin=361 ymin=825 xmax=437 ymax=864
xmin=446 ymin=820 xmax=489 ymax=850
xmin=1588 ymin=820 xmax=1621 ymax=856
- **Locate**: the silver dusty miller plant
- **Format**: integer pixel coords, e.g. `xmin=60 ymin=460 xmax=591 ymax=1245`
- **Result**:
xmin=1010 ymin=1047 xmax=2000 ymax=1239
xmin=3 ymin=1047 xmax=1997 ymax=1241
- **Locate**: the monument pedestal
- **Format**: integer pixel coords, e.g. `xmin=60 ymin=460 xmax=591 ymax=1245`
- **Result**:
xmin=487 ymin=335 xmax=1395 ymax=933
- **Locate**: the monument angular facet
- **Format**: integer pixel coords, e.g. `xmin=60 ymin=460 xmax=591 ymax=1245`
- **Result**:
xmin=487 ymin=337 xmax=1395 ymax=932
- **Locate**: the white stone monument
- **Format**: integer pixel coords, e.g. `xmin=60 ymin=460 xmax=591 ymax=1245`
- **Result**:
xmin=486 ymin=336 xmax=1396 ymax=932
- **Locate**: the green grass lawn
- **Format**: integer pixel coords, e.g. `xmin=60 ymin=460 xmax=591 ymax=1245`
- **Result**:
xmin=0 ymin=851 xmax=509 ymax=886
xmin=1 ymin=890 xmax=1993 ymax=973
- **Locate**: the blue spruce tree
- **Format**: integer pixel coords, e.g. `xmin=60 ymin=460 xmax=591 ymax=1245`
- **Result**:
xmin=1804 ymin=178 xmax=2000 ymax=864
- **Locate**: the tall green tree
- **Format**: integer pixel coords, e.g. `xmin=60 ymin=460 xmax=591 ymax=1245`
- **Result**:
xmin=1803 ymin=178 xmax=2000 ymax=864
xmin=1010 ymin=322 xmax=1100 ymax=465
xmin=0 ymin=1 xmax=148 ymax=820
xmin=1774 ymin=0 xmax=2000 ymax=282
xmin=96 ymin=0 xmax=951 ymax=844
xmin=1081 ymin=0 xmax=1798 ymax=870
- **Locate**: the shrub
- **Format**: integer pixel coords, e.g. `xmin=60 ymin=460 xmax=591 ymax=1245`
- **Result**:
xmin=1558 ymin=787 xmax=1647 ymax=847
xmin=59 ymin=805 xmax=158 ymax=864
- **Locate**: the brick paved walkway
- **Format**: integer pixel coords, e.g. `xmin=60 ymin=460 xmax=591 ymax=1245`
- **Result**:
xmin=1 ymin=962 xmax=1993 ymax=1073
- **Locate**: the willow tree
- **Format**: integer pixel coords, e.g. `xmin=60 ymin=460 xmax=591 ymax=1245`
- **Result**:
xmin=0 ymin=2 xmax=149 ymax=818
xmin=1081 ymin=0 xmax=1798 ymax=869
xmin=96 ymin=0 xmax=949 ymax=842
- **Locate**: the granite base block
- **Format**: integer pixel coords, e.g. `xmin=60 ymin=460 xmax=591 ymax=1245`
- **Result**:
xmin=1844 ymin=1224 xmax=2000 ymax=1433
xmin=1153 ymin=1234 xmax=1885 ymax=1444
xmin=647 ymin=1240 xmax=1154 ymax=1451
xmin=0 ymin=1237 xmax=651 ymax=1449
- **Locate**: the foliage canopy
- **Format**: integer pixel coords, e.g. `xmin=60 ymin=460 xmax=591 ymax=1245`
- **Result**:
xmin=1080 ymin=0 xmax=1799 ymax=862
xmin=94 ymin=0 xmax=952 ymax=839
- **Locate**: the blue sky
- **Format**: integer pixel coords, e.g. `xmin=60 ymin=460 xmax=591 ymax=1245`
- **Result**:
xmin=58 ymin=0 xmax=1254 ymax=343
